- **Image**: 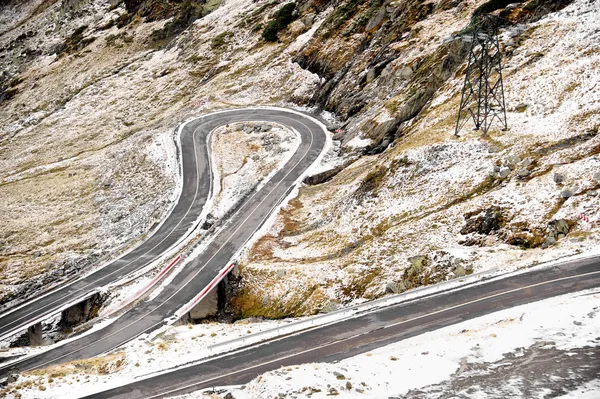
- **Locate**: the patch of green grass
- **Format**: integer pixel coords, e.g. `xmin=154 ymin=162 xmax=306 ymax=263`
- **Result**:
xmin=211 ymin=31 xmax=233 ymax=49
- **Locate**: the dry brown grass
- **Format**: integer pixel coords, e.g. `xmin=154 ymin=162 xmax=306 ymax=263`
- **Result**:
xmin=27 ymin=352 xmax=126 ymax=378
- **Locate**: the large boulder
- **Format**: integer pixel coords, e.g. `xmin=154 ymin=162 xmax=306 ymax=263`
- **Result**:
xmin=549 ymin=219 xmax=571 ymax=238
xmin=460 ymin=206 xmax=506 ymax=235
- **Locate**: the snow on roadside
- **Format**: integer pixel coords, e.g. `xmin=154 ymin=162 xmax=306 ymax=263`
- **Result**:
xmin=210 ymin=122 xmax=298 ymax=219
xmin=178 ymin=287 xmax=600 ymax=399
xmin=0 ymin=318 xmax=304 ymax=399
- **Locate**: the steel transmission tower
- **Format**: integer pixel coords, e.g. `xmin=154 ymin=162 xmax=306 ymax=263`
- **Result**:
xmin=455 ymin=15 xmax=508 ymax=136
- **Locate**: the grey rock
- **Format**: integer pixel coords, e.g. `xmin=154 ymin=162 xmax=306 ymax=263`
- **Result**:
xmin=506 ymin=155 xmax=521 ymax=167
xmin=302 ymin=12 xmax=316 ymax=26
xmin=356 ymin=388 xmax=364 ymax=393
xmin=549 ymin=219 xmax=570 ymax=239
xmin=346 ymin=381 xmax=353 ymax=390
xmin=304 ymin=162 xmax=349 ymax=185
xmin=517 ymin=169 xmax=531 ymax=178
xmin=561 ymin=189 xmax=574 ymax=199
xmin=385 ymin=281 xmax=400 ymax=294
xmin=499 ymin=166 xmax=511 ymax=178
xmin=594 ymin=172 xmax=600 ymax=184
xmin=508 ymin=24 xmax=527 ymax=38
xmin=366 ymin=68 xmax=377 ymax=83
xmin=321 ymin=302 xmax=338 ymax=313
xmin=506 ymin=3 xmax=520 ymax=10
xmin=487 ymin=144 xmax=501 ymax=153
xmin=397 ymin=66 xmax=412 ymax=80
xmin=520 ymin=157 xmax=533 ymax=168
xmin=461 ymin=206 xmax=505 ymax=235
xmin=554 ymin=173 xmax=564 ymax=184
xmin=289 ymin=20 xmax=307 ymax=35
xmin=542 ymin=236 xmax=556 ymax=249
xmin=333 ymin=371 xmax=346 ymax=380
xmin=365 ymin=8 xmax=386 ymax=31
xmin=261 ymin=124 xmax=272 ymax=132
xmin=328 ymin=387 xmax=339 ymax=395
xmin=380 ymin=64 xmax=392 ymax=78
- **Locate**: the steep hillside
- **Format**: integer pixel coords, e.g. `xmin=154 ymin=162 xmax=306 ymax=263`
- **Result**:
xmin=227 ymin=0 xmax=600 ymax=317
xmin=0 ymin=0 xmax=598 ymax=319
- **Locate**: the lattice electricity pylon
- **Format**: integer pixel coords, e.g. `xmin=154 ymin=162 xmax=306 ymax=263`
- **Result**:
xmin=455 ymin=15 xmax=508 ymax=137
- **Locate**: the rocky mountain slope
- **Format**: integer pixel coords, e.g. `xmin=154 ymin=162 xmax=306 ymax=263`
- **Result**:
xmin=1 ymin=0 xmax=599 ymax=320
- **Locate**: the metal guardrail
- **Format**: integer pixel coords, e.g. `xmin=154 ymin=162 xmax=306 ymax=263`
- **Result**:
xmin=101 ymin=256 xmax=182 ymax=317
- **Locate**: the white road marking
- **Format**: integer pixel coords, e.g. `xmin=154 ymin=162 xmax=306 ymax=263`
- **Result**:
xmin=141 ymin=269 xmax=600 ymax=399
xmin=0 ymin=119 xmax=211 ymax=337
xmin=22 ymin=111 xmax=323 ymax=371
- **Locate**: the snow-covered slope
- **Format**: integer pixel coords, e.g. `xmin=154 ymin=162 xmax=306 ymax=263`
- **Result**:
xmin=229 ymin=0 xmax=600 ymax=318
xmin=0 ymin=0 xmax=598 ymax=353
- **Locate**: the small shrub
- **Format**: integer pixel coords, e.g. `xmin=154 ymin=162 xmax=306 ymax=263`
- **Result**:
xmin=261 ymin=2 xmax=296 ymax=42
xmin=262 ymin=20 xmax=279 ymax=42
xmin=273 ymin=3 xmax=296 ymax=29
xmin=472 ymin=0 xmax=515 ymax=19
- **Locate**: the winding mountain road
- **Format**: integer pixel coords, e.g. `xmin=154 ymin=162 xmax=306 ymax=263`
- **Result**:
xmin=0 ymin=108 xmax=328 ymax=375
xmin=1 ymin=107 xmax=598 ymax=399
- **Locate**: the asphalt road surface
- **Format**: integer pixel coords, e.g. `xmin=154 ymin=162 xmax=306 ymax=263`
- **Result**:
xmin=84 ymin=255 xmax=600 ymax=399
xmin=0 ymin=108 xmax=328 ymax=375
xmin=0 ymin=108 xmax=213 ymax=342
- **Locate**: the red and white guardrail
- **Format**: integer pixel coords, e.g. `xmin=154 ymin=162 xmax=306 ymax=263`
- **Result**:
xmin=176 ymin=262 xmax=236 ymax=318
xmin=102 ymin=255 xmax=182 ymax=317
